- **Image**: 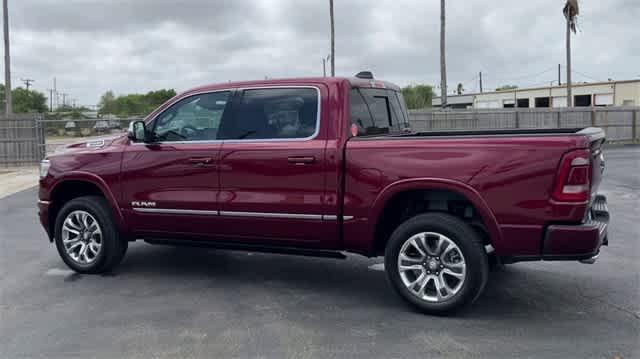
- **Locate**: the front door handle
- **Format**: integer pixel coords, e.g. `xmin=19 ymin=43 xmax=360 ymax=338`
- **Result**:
xmin=287 ymin=156 xmax=316 ymax=165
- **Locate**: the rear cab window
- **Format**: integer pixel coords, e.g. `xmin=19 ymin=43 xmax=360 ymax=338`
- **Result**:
xmin=350 ymin=87 xmax=410 ymax=137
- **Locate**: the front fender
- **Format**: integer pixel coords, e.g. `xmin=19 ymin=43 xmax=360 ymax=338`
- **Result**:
xmin=48 ymin=171 xmax=127 ymax=233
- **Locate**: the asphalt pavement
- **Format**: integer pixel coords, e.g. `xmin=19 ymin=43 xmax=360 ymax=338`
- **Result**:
xmin=1 ymin=145 xmax=638 ymax=359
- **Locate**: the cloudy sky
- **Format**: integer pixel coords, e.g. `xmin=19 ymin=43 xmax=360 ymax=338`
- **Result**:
xmin=3 ymin=0 xmax=639 ymax=107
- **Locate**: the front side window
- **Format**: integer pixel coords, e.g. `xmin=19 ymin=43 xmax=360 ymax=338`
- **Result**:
xmin=151 ymin=91 xmax=230 ymax=142
xmin=220 ymin=88 xmax=318 ymax=140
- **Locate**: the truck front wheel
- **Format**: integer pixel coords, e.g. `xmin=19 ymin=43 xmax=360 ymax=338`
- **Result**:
xmin=54 ymin=196 xmax=127 ymax=274
xmin=384 ymin=213 xmax=489 ymax=315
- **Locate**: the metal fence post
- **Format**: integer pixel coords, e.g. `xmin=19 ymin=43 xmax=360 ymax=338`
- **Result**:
xmin=633 ymin=109 xmax=638 ymax=142
xmin=514 ymin=110 xmax=520 ymax=128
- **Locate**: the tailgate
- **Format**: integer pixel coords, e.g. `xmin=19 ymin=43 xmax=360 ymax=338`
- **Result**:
xmin=578 ymin=128 xmax=606 ymax=201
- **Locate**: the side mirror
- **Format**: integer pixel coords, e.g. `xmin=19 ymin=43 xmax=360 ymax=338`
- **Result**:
xmin=128 ymin=121 xmax=148 ymax=142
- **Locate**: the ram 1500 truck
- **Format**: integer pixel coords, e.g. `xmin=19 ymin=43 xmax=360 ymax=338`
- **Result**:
xmin=38 ymin=73 xmax=609 ymax=314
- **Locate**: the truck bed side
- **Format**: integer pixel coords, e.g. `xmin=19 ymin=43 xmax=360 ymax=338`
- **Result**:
xmin=342 ymin=134 xmax=591 ymax=257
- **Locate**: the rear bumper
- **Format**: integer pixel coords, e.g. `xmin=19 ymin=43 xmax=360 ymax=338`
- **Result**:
xmin=542 ymin=194 xmax=609 ymax=261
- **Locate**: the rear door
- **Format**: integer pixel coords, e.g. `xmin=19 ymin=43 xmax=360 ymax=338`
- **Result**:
xmin=215 ymin=86 xmax=338 ymax=247
xmin=121 ymin=90 xmax=231 ymax=237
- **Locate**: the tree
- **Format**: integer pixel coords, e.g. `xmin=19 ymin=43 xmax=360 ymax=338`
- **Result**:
xmin=401 ymin=85 xmax=434 ymax=110
xmin=98 ymin=89 xmax=176 ymax=117
xmin=496 ymin=85 xmax=518 ymax=92
xmin=0 ymin=84 xmax=48 ymax=113
xmin=98 ymin=90 xmax=116 ymax=115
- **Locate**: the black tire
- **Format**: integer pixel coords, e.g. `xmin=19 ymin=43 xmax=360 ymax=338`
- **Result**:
xmin=54 ymin=196 xmax=127 ymax=274
xmin=384 ymin=213 xmax=489 ymax=315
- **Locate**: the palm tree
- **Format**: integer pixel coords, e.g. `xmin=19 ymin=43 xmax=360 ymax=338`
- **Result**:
xmin=329 ymin=0 xmax=335 ymax=77
xmin=564 ymin=0 xmax=579 ymax=107
xmin=440 ymin=0 xmax=447 ymax=107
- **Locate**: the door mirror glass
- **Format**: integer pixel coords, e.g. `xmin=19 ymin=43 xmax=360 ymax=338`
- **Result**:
xmin=128 ymin=121 xmax=147 ymax=142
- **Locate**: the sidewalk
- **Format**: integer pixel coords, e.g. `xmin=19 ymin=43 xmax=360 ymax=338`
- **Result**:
xmin=0 ymin=167 xmax=39 ymax=199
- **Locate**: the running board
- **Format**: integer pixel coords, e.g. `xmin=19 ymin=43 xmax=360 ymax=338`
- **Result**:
xmin=144 ymin=239 xmax=348 ymax=259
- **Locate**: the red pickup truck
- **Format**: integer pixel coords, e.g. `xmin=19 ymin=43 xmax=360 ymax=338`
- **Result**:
xmin=38 ymin=74 xmax=609 ymax=314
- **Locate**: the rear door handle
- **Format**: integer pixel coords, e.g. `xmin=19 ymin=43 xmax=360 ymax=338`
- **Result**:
xmin=287 ymin=156 xmax=316 ymax=165
xmin=189 ymin=157 xmax=213 ymax=166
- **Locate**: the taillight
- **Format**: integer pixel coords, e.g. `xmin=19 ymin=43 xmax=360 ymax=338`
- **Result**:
xmin=552 ymin=149 xmax=592 ymax=202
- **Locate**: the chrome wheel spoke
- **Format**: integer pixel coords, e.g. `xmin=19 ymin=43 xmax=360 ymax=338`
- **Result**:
xmin=416 ymin=275 xmax=431 ymax=296
xmin=434 ymin=275 xmax=452 ymax=300
xmin=409 ymin=235 xmax=427 ymax=257
xmin=66 ymin=241 xmax=83 ymax=251
xmin=399 ymin=263 xmax=423 ymax=272
xmin=399 ymin=253 xmax=423 ymax=265
xmin=442 ymin=268 xmax=464 ymax=279
xmin=64 ymin=217 xmax=81 ymax=231
xmin=433 ymin=235 xmax=449 ymax=256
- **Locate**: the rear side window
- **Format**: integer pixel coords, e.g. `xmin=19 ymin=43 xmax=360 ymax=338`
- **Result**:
xmin=221 ymin=88 xmax=319 ymax=140
xmin=350 ymin=88 xmax=407 ymax=136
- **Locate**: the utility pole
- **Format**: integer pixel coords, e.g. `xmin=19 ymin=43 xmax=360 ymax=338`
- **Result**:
xmin=322 ymin=58 xmax=326 ymax=77
xmin=440 ymin=0 xmax=447 ymax=108
xmin=21 ymin=78 xmax=34 ymax=91
xmin=558 ymin=64 xmax=562 ymax=86
xmin=47 ymin=88 xmax=53 ymax=111
xmin=566 ymin=19 xmax=572 ymax=107
xmin=329 ymin=0 xmax=335 ymax=77
xmin=479 ymin=72 xmax=483 ymax=93
xmin=563 ymin=0 xmax=579 ymax=107
xmin=3 ymin=0 xmax=12 ymax=115
xmin=53 ymin=77 xmax=57 ymax=109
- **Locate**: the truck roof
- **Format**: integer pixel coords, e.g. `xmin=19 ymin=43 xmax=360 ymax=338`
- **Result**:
xmin=184 ymin=76 xmax=401 ymax=95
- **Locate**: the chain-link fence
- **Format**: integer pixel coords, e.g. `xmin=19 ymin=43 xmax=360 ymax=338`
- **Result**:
xmin=39 ymin=118 xmax=141 ymax=154
xmin=0 ymin=114 xmax=45 ymax=168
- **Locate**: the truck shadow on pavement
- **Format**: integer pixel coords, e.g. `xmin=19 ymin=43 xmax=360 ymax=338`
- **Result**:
xmin=98 ymin=243 xmax=607 ymax=319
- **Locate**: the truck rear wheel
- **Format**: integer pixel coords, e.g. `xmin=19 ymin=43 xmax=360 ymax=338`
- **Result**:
xmin=384 ymin=213 xmax=488 ymax=315
xmin=54 ymin=196 xmax=127 ymax=274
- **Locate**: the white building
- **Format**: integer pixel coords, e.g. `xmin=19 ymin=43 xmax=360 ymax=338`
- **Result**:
xmin=433 ymin=79 xmax=640 ymax=109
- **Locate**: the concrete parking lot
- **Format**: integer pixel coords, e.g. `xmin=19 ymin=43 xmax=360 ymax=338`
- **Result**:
xmin=1 ymin=146 xmax=638 ymax=359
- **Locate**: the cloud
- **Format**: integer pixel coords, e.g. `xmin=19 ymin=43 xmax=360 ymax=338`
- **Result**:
xmin=2 ymin=0 xmax=639 ymax=106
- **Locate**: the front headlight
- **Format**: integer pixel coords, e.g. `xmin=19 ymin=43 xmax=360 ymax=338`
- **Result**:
xmin=39 ymin=159 xmax=51 ymax=178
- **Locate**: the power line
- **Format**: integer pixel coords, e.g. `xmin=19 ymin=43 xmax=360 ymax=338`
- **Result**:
xmin=486 ymin=65 xmax=558 ymax=84
xmin=20 ymin=78 xmax=34 ymax=91
xmin=571 ymin=69 xmax=602 ymax=82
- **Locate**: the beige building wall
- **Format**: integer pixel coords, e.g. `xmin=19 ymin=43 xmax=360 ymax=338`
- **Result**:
xmin=615 ymin=82 xmax=640 ymax=106
xmin=436 ymin=80 xmax=640 ymax=109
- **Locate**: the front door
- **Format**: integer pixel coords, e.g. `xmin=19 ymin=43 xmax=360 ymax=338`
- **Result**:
xmin=215 ymin=86 xmax=338 ymax=247
xmin=121 ymin=90 xmax=231 ymax=238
